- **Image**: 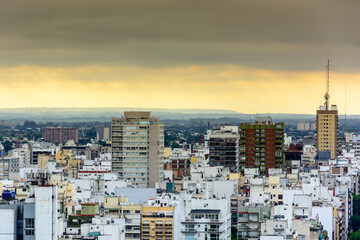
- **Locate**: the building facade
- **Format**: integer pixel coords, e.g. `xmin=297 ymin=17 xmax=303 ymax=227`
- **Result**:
xmin=97 ymin=127 xmax=111 ymax=141
xmin=44 ymin=127 xmax=78 ymax=143
xmin=316 ymin=105 xmax=338 ymax=159
xmin=170 ymin=149 xmax=191 ymax=178
xmin=181 ymin=198 xmax=231 ymax=240
xmin=0 ymin=156 xmax=19 ymax=180
xmin=239 ymin=117 xmax=285 ymax=176
xmin=111 ymin=112 xmax=164 ymax=188
xmin=0 ymin=185 xmax=58 ymax=240
xmin=209 ymin=126 xmax=239 ymax=172
xmin=142 ymin=206 xmax=174 ymax=240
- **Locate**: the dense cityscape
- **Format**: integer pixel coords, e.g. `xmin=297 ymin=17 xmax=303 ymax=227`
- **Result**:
xmin=2 ymin=1 xmax=360 ymax=240
xmin=1 ymin=84 xmax=360 ymax=240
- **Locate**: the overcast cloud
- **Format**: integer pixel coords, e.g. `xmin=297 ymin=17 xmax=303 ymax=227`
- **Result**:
xmin=1 ymin=0 xmax=360 ymax=71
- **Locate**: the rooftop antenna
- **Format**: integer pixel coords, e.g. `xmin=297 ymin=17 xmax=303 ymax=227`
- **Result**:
xmin=324 ymin=59 xmax=330 ymax=110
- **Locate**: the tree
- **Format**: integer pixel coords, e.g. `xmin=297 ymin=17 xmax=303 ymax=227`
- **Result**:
xmin=170 ymin=142 xmax=180 ymax=149
xmin=350 ymin=215 xmax=360 ymax=232
xmin=2 ymin=141 xmax=13 ymax=153
xmin=231 ymin=226 xmax=238 ymax=240
xmin=350 ymin=230 xmax=360 ymax=240
xmin=354 ymin=193 xmax=360 ymax=216
xmin=23 ymin=120 xmax=37 ymax=128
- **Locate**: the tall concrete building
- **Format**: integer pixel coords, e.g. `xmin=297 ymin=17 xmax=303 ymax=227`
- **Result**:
xmin=316 ymin=61 xmax=338 ymax=159
xmin=239 ymin=117 xmax=285 ymax=176
xmin=208 ymin=126 xmax=239 ymax=172
xmin=111 ymin=112 xmax=164 ymax=188
xmin=317 ymin=105 xmax=338 ymax=159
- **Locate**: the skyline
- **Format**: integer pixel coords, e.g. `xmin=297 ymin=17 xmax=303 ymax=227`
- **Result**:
xmin=1 ymin=0 xmax=360 ymax=114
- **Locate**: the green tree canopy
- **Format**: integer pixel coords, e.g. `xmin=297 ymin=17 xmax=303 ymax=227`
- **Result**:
xmin=351 ymin=215 xmax=360 ymax=232
xmin=350 ymin=229 xmax=360 ymax=240
xmin=2 ymin=141 xmax=13 ymax=153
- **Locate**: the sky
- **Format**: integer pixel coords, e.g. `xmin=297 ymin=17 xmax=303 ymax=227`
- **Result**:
xmin=1 ymin=0 xmax=360 ymax=114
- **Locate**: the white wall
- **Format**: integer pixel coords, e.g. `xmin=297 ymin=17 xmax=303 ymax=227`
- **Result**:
xmin=0 ymin=209 xmax=15 ymax=240
xmin=312 ymin=207 xmax=333 ymax=240
xmin=35 ymin=186 xmax=57 ymax=240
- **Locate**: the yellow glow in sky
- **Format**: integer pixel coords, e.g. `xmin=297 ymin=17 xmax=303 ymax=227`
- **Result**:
xmin=0 ymin=64 xmax=355 ymax=114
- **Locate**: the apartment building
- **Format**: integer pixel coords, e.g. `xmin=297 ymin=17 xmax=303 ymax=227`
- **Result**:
xmin=0 ymin=156 xmax=19 ymax=180
xmin=111 ymin=111 xmax=164 ymax=188
xmin=238 ymin=205 xmax=271 ymax=240
xmin=103 ymin=196 xmax=142 ymax=239
xmin=239 ymin=117 xmax=285 ymax=175
xmin=44 ymin=127 xmax=78 ymax=143
xmin=0 ymin=185 xmax=58 ymax=240
xmin=80 ymin=216 xmax=125 ymax=240
xmin=181 ymin=198 xmax=231 ymax=240
xmin=141 ymin=206 xmax=174 ymax=240
xmin=317 ymin=104 xmax=338 ymax=159
xmin=209 ymin=126 xmax=239 ymax=172
xmin=169 ymin=148 xmax=191 ymax=178
xmin=97 ymin=126 xmax=111 ymax=141
xmin=10 ymin=143 xmax=31 ymax=167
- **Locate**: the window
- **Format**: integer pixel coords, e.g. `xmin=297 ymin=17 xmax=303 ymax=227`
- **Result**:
xmin=25 ymin=229 xmax=34 ymax=235
xmin=185 ymin=233 xmax=195 ymax=240
xmin=25 ymin=218 xmax=35 ymax=228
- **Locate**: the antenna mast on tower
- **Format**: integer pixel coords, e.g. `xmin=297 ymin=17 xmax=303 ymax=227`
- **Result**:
xmin=324 ymin=60 xmax=330 ymax=110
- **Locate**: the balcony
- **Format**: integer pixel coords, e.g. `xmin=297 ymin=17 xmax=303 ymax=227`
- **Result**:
xmin=248 ymin=222 xmax=259 ymax=229
xmin=182 ymin=228 xmax=196 ymax=233
xmin=248 ymin=214 xmax=259 ymax=222
xmin=248 ymin=231 xmax=260 ymax=238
